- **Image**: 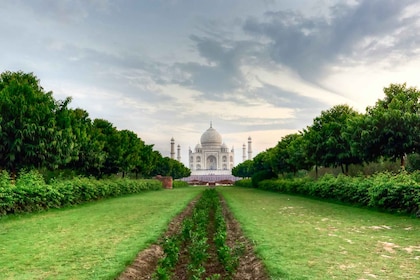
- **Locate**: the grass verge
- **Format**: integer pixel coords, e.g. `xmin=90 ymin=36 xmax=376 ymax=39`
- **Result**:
xmin=218 ymin=186 xmax=420 ymax=280
xmin=0 ymin=187 xmax=204 ymax=280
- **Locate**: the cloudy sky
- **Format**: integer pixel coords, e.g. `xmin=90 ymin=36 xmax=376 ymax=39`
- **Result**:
xmin=1 ymin=0 xmax=420 ymax=166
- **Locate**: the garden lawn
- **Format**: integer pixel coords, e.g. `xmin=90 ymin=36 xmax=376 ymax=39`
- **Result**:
xmin=0 ymin=187 xmax=204 ymax=280
xmin=218 ymin=186 xmax=420 ymax=280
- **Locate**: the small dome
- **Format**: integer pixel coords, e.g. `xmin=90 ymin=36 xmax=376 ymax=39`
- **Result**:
xmin=200 ymin=126 xmax=222 ymax=146
xmin=195 ymin=143 xmax=202 ymax=149
xmin=221 ymin=142 xmax=228 ymax=149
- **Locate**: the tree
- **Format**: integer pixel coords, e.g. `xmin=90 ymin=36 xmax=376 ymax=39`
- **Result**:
xmin=362 ymin=83 xmax=420 ymax=167
xmin=92 ymin=119 xmax=122 ymax=177
xmin=118 ymin=130 xmax=144 ymax=178
xmin=65 ymin=109 xmax=106 ymax=176
xmin=232 ymin=160 xmax=254 ymax=178
xmin=304 ymin=104 xmax=361 ymax=175
xmin=151 ymin=155 xmax=190 ymax=179
xmin=0 ymin=71 xmax=72 ymax=175
xmin=271 ymin=133 xmax=311 ymax=176
xmin=134 ymin=146 xmax=159 ymax=178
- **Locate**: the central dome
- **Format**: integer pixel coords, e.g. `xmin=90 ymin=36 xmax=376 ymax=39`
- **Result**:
xmin=200 ymin=125 xmax=222 ymax=146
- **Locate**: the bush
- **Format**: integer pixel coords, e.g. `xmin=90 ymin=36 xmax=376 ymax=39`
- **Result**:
xmin=254 ymin=172 xmax=420 ymax=216
xmin=234 ymin=179 xmax=252 ymax=188
xmin=173 ymin=181 xmax=189 ymax=188
xmin=0 ymin=170 xmax=162 ymax=216
xmin=251 ymin=170 xmax=277 ymax=188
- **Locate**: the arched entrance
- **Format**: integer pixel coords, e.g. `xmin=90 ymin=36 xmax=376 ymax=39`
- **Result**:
xmin=207 ymin=155 xmax=217 ymax=170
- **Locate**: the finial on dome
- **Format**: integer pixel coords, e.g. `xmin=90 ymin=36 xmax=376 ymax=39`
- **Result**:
xmin=210 ymin=121 xmax=212 ymax=128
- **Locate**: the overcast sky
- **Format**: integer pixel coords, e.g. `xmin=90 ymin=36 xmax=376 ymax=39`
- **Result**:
xmin=1 ymin=0 xmax=420 ymax=166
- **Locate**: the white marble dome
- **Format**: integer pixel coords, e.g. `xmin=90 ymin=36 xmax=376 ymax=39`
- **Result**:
xmin=200 ymin=126 xmax=222 ymax=146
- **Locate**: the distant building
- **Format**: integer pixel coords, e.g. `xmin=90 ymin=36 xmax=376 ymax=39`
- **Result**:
xmin=170 ymin=123 xmax=253 ymax=176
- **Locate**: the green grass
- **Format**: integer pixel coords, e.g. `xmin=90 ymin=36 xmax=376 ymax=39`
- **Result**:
xmin=218 ymin=187 xmax=420 ymax=280
xmin=0 ymin=187 xmax=204 ymax=280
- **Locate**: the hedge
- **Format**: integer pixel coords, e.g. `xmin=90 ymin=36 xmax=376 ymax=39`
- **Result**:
xmin=241 ymin=172 xmax=420 ymax=216
xmin=0 ymin=170 xmax=162 ymax=216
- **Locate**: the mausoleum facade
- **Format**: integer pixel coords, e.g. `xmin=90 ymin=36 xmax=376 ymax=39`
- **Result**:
xmin=189 ymin=124 xmax=235 ymax=175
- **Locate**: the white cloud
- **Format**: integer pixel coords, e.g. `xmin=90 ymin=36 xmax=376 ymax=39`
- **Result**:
xmin=1 ymin=0 xmax=420 ymax=169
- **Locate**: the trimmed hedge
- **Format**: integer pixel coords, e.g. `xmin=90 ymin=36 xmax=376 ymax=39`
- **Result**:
xmin=234 ymin=179 xmax=252 ymax=188
xmin=173 ymin=180 xmax=189 ymax=188
xmin=0 ymin=170 xmax=162 ymax=216
xmin=248 ymin=172 xmax=420 ymax=215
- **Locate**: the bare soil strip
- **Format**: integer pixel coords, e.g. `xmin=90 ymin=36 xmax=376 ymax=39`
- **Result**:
xmin=117 ymin=191 xmax=269 ymax=280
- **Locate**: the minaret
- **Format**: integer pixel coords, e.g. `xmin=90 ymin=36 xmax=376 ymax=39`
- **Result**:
xmin=170 ymin=137 xmax=175 ymax=159
xmin=248 ymin=136 xmax=252 ymax=160
xmin=242 ymin=143 xmax=246 ymax=162
xmin=177 ymin=144 xmax=181 ymax=162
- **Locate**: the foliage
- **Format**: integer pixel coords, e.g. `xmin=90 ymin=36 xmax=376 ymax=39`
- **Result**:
xmin=271 ymin=132 xmax=311 ymax=175
xmin=219 ymin=187 xmax=420 ymax=279
xmin=0 ymin=170 xmax=162 ymax=216
xmin=254 ymin=172 xmax=420 ymax=215
xmin=0 ymin=70 xmax=191 ymax=180
xmin=251 ymin=170 xmax=277 ymax=188
xmin=232 ymin=160 xmax=254 ymax=178
xmin=304 ymin=104 xmax=362 ymax=175
xmin=406 ymin=153 xmax=420 ymax=172
xmin=152 ymin=155 xmax=191 ymax=179
xmin=173 ymin=180 xmax=189 ymax=188
xmin=0 ymin=187 xmax=203 ymax=280
xmin=360 ymin=83 xmax=420 ymax=166
xmin=0 ymin=71 xmax=70 ymax=174
xmin=154 ymin=189 xmax=244 ymax=279
xmin=244 ymin=83 xmax=420 ymax=180
xmin=234 ymin=179 xmax=252 ymax=188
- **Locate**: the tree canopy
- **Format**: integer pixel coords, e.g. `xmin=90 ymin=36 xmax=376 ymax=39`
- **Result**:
xmin=234 ymin=83 xmax=420 ymax=179
xmin=0 ymin=71 xmax=190 ymax=179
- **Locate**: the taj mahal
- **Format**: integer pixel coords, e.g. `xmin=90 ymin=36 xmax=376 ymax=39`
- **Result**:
xmin=170 ymin=123 xmax=252 ymax=177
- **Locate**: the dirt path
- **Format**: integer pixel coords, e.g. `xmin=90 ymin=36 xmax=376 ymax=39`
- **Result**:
xmin=117 ymin=191 xmax=269 ymax=280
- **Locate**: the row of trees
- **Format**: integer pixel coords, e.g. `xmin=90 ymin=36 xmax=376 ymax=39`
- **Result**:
xmin=233 ymin=83 xmax=420 ymax=178
xmin=0 ymin=71 xmax=190 ymax=179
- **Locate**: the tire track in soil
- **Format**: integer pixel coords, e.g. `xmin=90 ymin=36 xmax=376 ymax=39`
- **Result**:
xmin=117 ymin=191 xmax=269 ymax=280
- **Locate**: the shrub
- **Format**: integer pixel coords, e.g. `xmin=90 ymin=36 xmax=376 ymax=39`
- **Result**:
xmin=173 ymin=181 xmax=189 ymax=188
xmin=251 ymin=170 xmax=277 ymax=188
xmin=0 ymin=171 xmax=162 ymax=217
xmin=255 ymin=172 xmax=420 ymax=216
xmin=234 ymin=179 xmax=252 ymax=188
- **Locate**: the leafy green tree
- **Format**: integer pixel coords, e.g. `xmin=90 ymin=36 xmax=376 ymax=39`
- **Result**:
xmin=53 ymin=98 xmax=80 ymax=168
xmin=169 ymin=158 xmax=191 ymax=179
xmin=252 ymin=149 xmax=274 ymax=173
xmin=65 ymin=109 xmax=106 ymax=176
xmin=0 ymin=71 xmax=71 ymax=175
xmin=304 ymin=104 xmax=361 ymax=175
xmin=118 ymin=129 xmax=144 ymax=178
xmin=406 ymin=153 xmax=420 ymax=172
xmin=151 ymin=155 xmax=190 ymax=179
xmin=271 ymin=133 xmax=310 ymax=176
xmin=232 ymin=160 xmax=254 ymax=178
xmin=134 ymin=147 xmax=159 ymax=178
xmin=93 ymin=119 xmax=122 ymax=177
xmin=362 ymin=83 xmax=420 ymax=167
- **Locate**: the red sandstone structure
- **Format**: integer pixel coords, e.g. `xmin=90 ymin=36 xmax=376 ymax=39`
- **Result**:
xmin=155 ymin=175 xmax=173 ymax=189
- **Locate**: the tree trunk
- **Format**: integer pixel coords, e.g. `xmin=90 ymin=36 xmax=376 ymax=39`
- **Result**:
xmin=401 ymin=155 xmax=405 ymax=169
xmin=341 ymin=164 xmax=345 ymax=174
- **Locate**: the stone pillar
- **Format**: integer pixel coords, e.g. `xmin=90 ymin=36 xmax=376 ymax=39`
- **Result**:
xmin=242 ymin=143 xmax=246 ymax=162
xmin=248 ymin=136 xmax=252 ymax=160
xmin=177 ymin=144 xmax=181 ymax=162
xmin=170 ymin=138 xmax=175 ymax=159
